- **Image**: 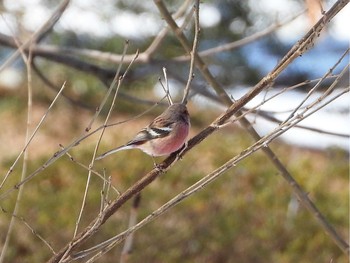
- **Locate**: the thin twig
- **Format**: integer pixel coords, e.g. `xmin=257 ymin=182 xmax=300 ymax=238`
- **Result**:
xmin=100 ymin=174 xmax=112 ymax=214
xmin=0 ymin=82 xmax=67 ymax=189
xmin=46 ymin=1 xmax=349 ymax=261
xmin=70 ymin=47 xmax=139 ymax=257
xmin=254 ymin=109 xmax=350 ymax=138
xmin=0 ymin=4 xmax=301 ymax=68
xmin=86 ymin=77 xmax=350 ymax=257
xmin=174 ymin=10 xmax=305 ymax=61
xmin=282 ymin=48 xmax=349 ymax=124
xmin=85 ymin=41 xmax=131 ymax=132
xmin=62 ymin=149 xmax=120 ymax=195
xmin=0 ymin=0 xmax=192 ymax=72
xmin=0 ymin=94 xmax=168 ymax=202
xmin=144 ymin=0 xmax=193 ymax=58
xmin=0 ymin=0 xmax=70 ymax=73
xmin=161 ymin=67 xmax=173 ymax=105
xmin=182 ymin=0 xmax=200 ymax=104
xmin=155 ymin=0 xmax=349 ymax=255
xmin=0 ymin=45 xmax=34 ymax=262
xmin=73 ymin=42 xmax=134 ymax=238
xmin=74 ymin=83 xmax=349 ymax=261
xmin=224 ymin=49 xmax=349 ymax=130
xmin=0 ymin=206 xmax=56 ymax=255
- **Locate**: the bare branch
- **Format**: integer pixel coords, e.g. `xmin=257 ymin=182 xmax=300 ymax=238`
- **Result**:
xmin=73 ymin=79 xmax=350 ymax=261
xmin=43 ymin=1 xmax=349 ymax=261
xmin=174 ymin=10 xmax=305 ymax=61
xmin=0 ymin=0 xmax=70 ymax=73
xmin=182 ymin=0 xmax=200 ymax=104
xmin=0 ymin=206 xmax=56 ymax=255
xmin=0 ymin=82 xmax=67 ymax=189
xmin=161 ymin=67 xmax=173 ymax=105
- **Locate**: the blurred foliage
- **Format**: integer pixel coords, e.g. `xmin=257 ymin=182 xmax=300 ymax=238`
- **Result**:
xmin=1 ymin=0 xmax=281 ymax=108
xmin=0 ymin=1 xmax=348 ymax=262
xmin=1 ymin=0 xmax=345 ymax=109
xmin=0 ymin=97 xmax=348 ymax=263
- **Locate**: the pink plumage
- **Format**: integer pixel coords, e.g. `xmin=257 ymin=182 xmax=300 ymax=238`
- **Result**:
xmin=96 ymin=103 xmax=190 ymax=159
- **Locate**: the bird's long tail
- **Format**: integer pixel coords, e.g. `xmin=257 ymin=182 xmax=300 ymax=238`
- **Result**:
xmin=95 ymin=145 xmax=133 ymax=160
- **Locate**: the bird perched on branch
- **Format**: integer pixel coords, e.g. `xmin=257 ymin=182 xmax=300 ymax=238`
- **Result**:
xmin=96 ymin=103 xmax=190 ymax=160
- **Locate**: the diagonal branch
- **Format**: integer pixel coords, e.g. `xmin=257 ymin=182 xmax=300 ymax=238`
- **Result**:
xmin=155 ymin=0 xmax=349 ymax=254
xmin=0 ymin=0 xmax=70 ymax=73
xmin=46 ymin=1 xmax=349 ymax=262
xmin=74 ymin=84 xmax=350 ymax=261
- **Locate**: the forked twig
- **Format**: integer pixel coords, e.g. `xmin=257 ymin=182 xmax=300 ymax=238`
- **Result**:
xmin=160 ymin=67 xmax=173 ymax=105
xmin=0 ymin=206 xmax=56 ymax=255
xmin=182 ymin=1 xmax=200 ymax=104
xmin=62 ymin=149 xmax=120 ymax=195
xmin=0 ymin=0 xmax=70 ymax=73
xmin=45 ymin=1 xmax=349 ymax=261
xmin=155 ymin=0 xmax=349 ymax=255
xmin=73 ymin=43 xmax=137 ymax=238
xmin=73 ymin=77 xmax=349 ymax=261
xmin=0 ymin=82 xmax=67 ymax=189
xmin=0 ymin=92 xmax=166 ymax=202
xmin=281 ymin=48 xmax=349 ymax=124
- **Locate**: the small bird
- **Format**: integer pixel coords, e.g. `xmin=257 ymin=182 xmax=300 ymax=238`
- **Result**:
xmin=96 ymin=103 xmax=190 ymax=160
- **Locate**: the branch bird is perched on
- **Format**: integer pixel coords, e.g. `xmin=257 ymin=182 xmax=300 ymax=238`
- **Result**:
xmin=96 ymin=103 xmax=190 ymax=160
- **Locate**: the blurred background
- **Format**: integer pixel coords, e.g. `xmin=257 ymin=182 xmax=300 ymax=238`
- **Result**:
xmin=1 ymin=0 xmax=349 ymax=151
xmin=0 ymin=0 xmax=349 ymax=262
